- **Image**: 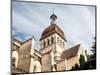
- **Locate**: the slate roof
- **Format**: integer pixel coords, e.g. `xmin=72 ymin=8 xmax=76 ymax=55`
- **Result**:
xmin=61 ymin=44 xmax=80 ymax=59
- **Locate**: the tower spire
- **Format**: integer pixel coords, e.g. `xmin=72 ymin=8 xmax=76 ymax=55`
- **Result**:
xmin=50 ymin=8 xmax=57 ymax=25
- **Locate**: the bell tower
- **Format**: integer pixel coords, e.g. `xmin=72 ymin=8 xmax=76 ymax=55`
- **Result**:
xmin=40 ymin=13 xmax=67 ymax=72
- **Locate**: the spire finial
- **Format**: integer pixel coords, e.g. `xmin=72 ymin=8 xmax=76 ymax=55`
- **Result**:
xmin=50 ymin=8 xmax=57 ymax=24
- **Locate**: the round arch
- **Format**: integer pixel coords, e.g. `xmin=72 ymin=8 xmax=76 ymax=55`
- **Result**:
xmin=33 ymin=60 xmax=41 ymax=72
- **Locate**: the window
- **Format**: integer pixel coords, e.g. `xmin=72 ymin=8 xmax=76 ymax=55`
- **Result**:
xmin=43 ymin=41 xmax=46 ymax=48
xmin=51 ymin=37 xmax=54 ymax=44
xmin=63 ymin=42 xmax=65 ymax=46
xmin=57 ymin=37 xmax=59 ymax=43
xmin=47 ymin=39 xmax=50 ymax=46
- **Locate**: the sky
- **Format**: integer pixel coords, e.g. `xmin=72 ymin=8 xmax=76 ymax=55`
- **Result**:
xmin=12 ymin=0 xmax=96 ymax=54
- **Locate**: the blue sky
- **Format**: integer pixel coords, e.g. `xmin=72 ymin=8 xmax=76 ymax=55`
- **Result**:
xmin=12 ymin=1 xmax=95 ymax=54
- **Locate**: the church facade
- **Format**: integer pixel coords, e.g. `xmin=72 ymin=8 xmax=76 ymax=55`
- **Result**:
xmin=12 ymin=13 xmax=87 ymax=73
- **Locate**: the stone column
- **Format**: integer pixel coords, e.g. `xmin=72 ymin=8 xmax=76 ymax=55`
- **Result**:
xmin=29 ymin=38 xmax=35 ymax=73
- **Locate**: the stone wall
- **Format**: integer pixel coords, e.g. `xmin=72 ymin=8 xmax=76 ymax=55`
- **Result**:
xmin=67 ymin=56 xmax=79 ymax=70
xmin=57 ymin=60 xmax=66 ymax=71
xmin=41 ymin=51 xmax=52 ymax=72
xmin=17 ymin=39 xmax=32 ymax=72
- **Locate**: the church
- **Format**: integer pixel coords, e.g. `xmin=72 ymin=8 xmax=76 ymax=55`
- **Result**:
xmin=12 ymin=13 xmax=87 ymax=73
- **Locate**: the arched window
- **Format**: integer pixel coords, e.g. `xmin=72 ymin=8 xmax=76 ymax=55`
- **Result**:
xmin=47 ymin=39 xmax=50 ymax=46
xmin=63 ymin=42 xmax=65 ymax=46
xmin=33 ymin=60 xmax=41 ymax=72
xmin=57 ymin=37 xmax=59 ymax=43
xmin=60 ymin=40 xmax=62 ymax=45
xmin=43 ymin=41 xmax=46 ymax=48
xmin=51 ymin=37 xmax=54 ymax=44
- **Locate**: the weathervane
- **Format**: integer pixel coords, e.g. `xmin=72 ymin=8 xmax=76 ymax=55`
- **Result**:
xmin=50 ymin=8 xmax=57 ymax=24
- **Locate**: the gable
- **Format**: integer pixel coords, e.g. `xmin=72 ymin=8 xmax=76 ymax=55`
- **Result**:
xmin=61 ymin=44 xmax=80 ymax=59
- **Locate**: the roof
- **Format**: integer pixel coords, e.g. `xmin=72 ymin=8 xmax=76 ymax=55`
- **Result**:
xmin=40 ymin=23 xmax=66 ymax=41
xmin=22 ymin=38 xmax=32 ymax=44
xmin=12 ymin=38 xmax=22 ymax=45
xmin=12 ymin=36 xmax=35 ymax=45
xmin=34 ymin=49 xmax=42 ymax=57
xmin=61 ymin=44 xmax=80 ymax=59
